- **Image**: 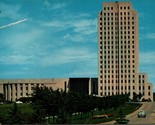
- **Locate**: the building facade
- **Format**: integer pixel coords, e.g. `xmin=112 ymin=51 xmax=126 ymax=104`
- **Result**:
xmin=0 ymin=78 xmax=98 ymax=101
xmin=98 ymin=2 xmax=153 ymax=101
xmin=0 ymin=2 xmax=153 ymax=102
xmin=0 ymin=78 xmax=69 ymax=101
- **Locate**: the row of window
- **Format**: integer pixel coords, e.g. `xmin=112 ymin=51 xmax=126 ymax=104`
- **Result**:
xmin=139 ymin=80 xmax=145 ymax=84
xmin=101 ymin=21 xmax=135 ymax=26
xmin=100 ymin=78 xmax=136 ymax=84
xmin=139 ymin=75 xmax=145 ymax=79
xmin=100 ymin=47 xmax=134 ymax=52
xmin=100 ymin=60 xmax=135 ymax=65
xmin=100 ymin=92 xmax=150 ymax=97
xmin=100 ymin=44 xmax=135 ymax=49
xmin=102 ymin=16 xmax=134 ymax=22
xmin=102 ymin=31 xmax=135 ymax=35
xmin=100 ymin=86 xmax=135 ymax=91
xmin=101 ymin=50 xmax=135 ymax=55
xmin=101 ymin=74 xmax=135 ymax=79
xmin=100 ymin=35 xmax=135 ymax=40
xmin=103 ymin=12 xmax=132 ymax=16
xmin=100 ymin=86 xmax=151 ymax=91
xmin=100 ymin=69 xmax=135 ymax=74
xmin=100 ymin=40 xmax=135 ymax=45
xmin=103 ymin=6 xmax=130 ymax=11
xmin=100 ymin=60 xmax=135 ymax=64
xmin=100 ymin=55 xmax=135 ymax=59
xmin=99 ymin=25 xmax=135 ymax=31
xmin=102 ymin=64 xmax=135 ymax=69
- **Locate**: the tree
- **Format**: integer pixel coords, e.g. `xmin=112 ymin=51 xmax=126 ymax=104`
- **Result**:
xmin=6 ymin=103 xmax=22 ymax=124
xmin=31 ymin=86 xmax=61 ymax=123
xmin=0 ymin=93 xmax=4 ymax=102
xmin=115 ymin=108 xmax=129 ymax=124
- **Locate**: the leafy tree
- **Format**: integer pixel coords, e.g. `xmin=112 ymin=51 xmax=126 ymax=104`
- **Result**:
xmin=0 ymin=93 xmax=4 ymax=102
xmin=6 ymin=103 xmax=22 ymax=124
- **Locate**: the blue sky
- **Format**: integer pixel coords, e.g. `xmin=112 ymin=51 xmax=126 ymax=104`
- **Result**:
xmin=0 ymin=0 xmax=155 ymax=91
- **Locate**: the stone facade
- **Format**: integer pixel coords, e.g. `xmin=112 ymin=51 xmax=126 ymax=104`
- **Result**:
xmin=98 ymin=2 xmax=153 ymax=101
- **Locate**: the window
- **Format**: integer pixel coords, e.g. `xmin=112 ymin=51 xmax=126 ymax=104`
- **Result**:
xmin=148 ymin=86 xmax=150 ymax=90
xmin=100 ymin=86 xmax=103 ymax=90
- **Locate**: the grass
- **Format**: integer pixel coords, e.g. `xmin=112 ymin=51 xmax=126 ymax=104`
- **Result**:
xmin=68 ymin=103 xmax=141 ymax=124
xmin=0 ymin=103 xmax=33 ymax=116
xmin=0 ymin=102 xmax=141 ymax=124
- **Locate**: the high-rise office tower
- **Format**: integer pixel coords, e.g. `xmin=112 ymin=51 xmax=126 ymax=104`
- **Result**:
xmin=98 ymin=2 xmax=153 ymax=101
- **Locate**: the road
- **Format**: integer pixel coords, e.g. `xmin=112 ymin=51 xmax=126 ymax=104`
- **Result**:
xmin=127 ymin=102 xmax=155 ymax=124
xmin=102 ymin=102 xmax=155 ymax=124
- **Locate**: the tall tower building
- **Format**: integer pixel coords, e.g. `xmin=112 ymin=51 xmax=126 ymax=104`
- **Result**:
xmin=98 ymin=2 xmax=153 ymax=101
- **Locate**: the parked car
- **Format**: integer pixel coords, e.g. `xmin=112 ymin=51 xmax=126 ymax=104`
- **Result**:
xmin=16 ymin=101 xmax=23 ymax=104
xmin=137 ymin=110 xmax=146 ymax=118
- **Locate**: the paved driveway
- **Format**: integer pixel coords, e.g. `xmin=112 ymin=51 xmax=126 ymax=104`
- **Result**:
xmin=102 ymin=102 xmax=155 ymax=124
xmin=128 ymin=102 xmax=155 ymax=124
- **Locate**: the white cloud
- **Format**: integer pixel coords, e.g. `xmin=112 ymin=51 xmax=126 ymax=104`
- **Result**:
xmin=0 ymin=55 xmax=34 ymax=65
xmin=65 ymin=68 xmax=97 ymax=77
xmin=139 ymin=52 xmax=155 ymax=64
xmin=73 ymin=19 xmax=97 ymax=35
xmin=146 ymin=33 xmax=155 ymax=39
xmin=41 ymin=16 xmax=97 ymax=33
xmin=0 ymin=2 xmax=24 ymax=20
xmin=52 ymin=3 xmax=67 ymax=10
xmin=41 ymin=47 xmax=97 ymax=66
xmin=63 ymin=33 xmax=85 ymax=42
xmin=5 ymin=28 xmax=44 ymax=49
xmin=44 ymin=1 xmax=67 ymax=10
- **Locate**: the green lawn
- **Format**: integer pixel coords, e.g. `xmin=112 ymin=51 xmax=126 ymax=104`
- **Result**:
xmin=68 ymin=103 xmax=141 ymax=124
xmin=0 ymin=102 xmax=141 ymax=124
xmin=0 ymin=103 xmax=33 ymax=116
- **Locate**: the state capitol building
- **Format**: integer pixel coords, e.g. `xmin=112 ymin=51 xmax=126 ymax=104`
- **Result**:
xmin=0 ymin=2 xmax=153 ymax=101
